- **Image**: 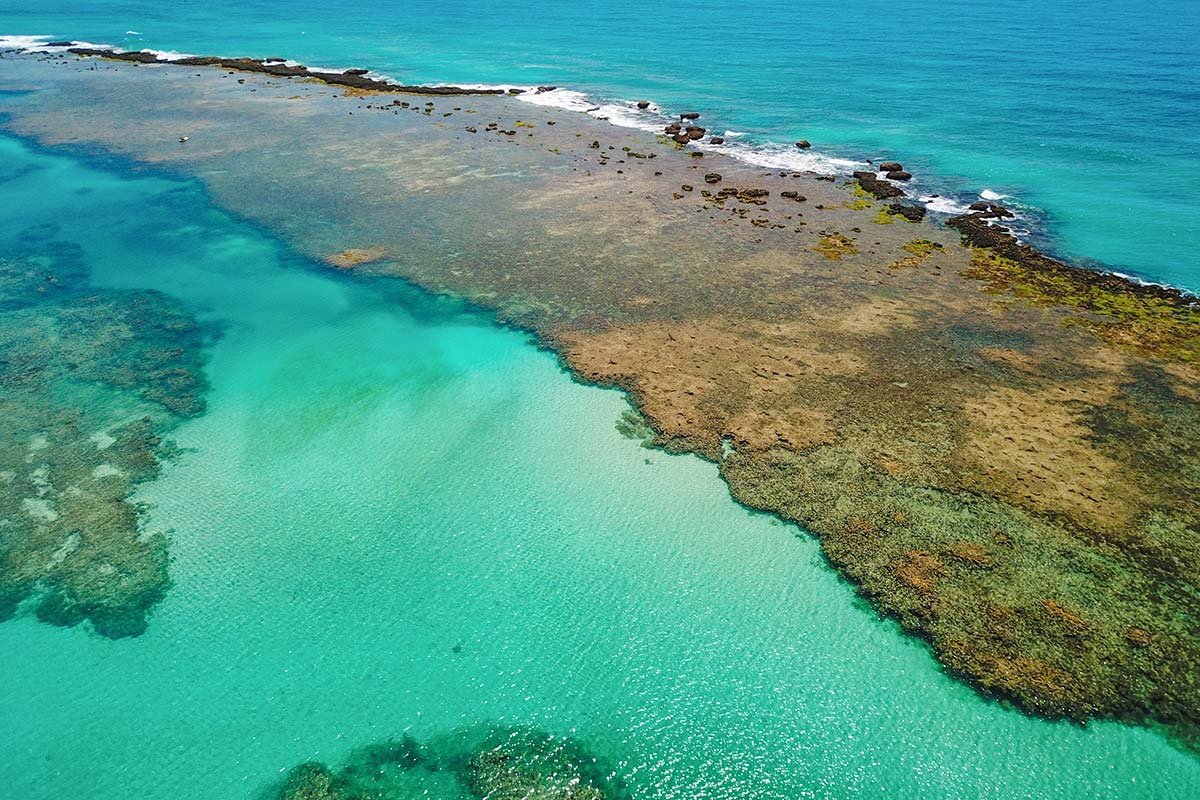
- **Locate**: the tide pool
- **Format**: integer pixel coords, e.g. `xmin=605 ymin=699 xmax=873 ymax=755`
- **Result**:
xmin=0 ymin=135 xmax=1196 ymax=798
xmin=1 ymin=0 xmax=1198 ymax=289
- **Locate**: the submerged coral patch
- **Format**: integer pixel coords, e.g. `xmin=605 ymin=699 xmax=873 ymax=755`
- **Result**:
xmin=0 ymin=245 xmax=211 ymax=637
xmin=274 ymin=725 xmax=625 ymax=800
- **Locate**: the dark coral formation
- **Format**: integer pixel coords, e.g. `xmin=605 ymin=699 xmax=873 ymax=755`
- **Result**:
xmin=274 ymin=726 xmax=623 ymax=800
xmin=66 ymin=47 xmax=508 ymax=96
xmin=0 ymin=245 xmax=211 ymax=637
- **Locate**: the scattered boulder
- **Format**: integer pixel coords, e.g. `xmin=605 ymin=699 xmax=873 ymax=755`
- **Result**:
xmin=672 ymin=133 xmax=690 ymax=144
xmin=886 ymin=170 xmax=913 ymax=181
xmin=879 ymin=161 xmax=904 ymax=173
xmin=685 ymin=126 xmax=706 ymax=140
xmin=795 ymin=140 xmax=811 ymax=149
xmin=682 ymin=184 xmax=693 ymax=192
xmin=680 ymin=112 xmax=701 ymax=120
xmin=507 ymin=88 xmax=522 ymax=95
xmin=704 ymin=172 xmax=722 ymax=184
xmin=343 ymin=68 xmax=369 ymax=76
xmin=588 ymin=140 xmax=600 ymax=149
xmin=636 ymin=100 xmax=650 ymax=109
xmin=535 ymin=85 xmax=557 ymax=93
xmin=780 ymin=191 xmax=806 ymax=202
xmin=708 ymin=136 xmax=725 ymax=145
xmin=853 ymin=171 xmax=905 ymax=199
xmin=969 ymin=201 xmax=1015 ymax=219
xmin=664 ymin=122 xmax=682 ymax=135
xmin=713 ymin=187 xmax=769 ymax=205
xmin=887 ymin=203 xmax=926 ymax=222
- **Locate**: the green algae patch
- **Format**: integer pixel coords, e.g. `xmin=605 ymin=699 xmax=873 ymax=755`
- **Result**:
xmin=0 ymin=246 xmax=211 ymax=637
xmin=844 ymin=198 xmax=873 ymax=211
xmin=814 ymin=233 xmax=858 ymax=260
xmin=274 ymin=725 xmax=625 ymax=800
xmin=872 ymin=208 xmax=896 ymax=225
xmin=889 ymin=238 xmax=943 ymax=268
xmin=964 ymin=250 xmax=1200 ymax=361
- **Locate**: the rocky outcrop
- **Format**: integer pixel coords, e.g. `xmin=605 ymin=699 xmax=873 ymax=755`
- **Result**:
xmin=852 ymin=171 xmax=905 ymax=199
xmin=67 ymin=48 xmax=510 ymax=95
xmin=886 ymin=203 xmax=926 ymax=222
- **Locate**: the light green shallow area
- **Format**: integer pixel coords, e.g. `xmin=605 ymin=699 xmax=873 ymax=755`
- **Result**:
xmin=0 ymin=135 xmax=1195 ymax=799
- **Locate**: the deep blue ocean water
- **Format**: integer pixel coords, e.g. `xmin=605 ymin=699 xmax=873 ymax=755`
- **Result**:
xmin=2 ymin=0 xmax=1199 ymax=288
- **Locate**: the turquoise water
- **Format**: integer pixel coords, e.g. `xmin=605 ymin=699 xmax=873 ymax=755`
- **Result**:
xmin=1 ymin=131 xmax=1198 ymax=797
xmin=2 ymin=0 xmax=1198 ymax=288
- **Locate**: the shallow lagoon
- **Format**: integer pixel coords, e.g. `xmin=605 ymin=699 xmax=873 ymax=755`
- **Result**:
xmin=0 ymin=135 xmax=1196 ymax=798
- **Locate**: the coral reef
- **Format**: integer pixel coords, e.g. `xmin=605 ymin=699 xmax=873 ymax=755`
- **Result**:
xmin=4 ymin=51 xmax=1198 ymax=742
xmin=0 ymin=245 xmax=210 ymax=637
xmin=274 ymin=726 xmax=623 ymax=800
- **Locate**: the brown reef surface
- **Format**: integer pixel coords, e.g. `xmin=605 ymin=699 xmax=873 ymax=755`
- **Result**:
xmin=1 ymin=49 xmax=1197 ymax=741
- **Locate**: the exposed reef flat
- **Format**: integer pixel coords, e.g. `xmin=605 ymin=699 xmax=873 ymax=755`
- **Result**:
xmin=1 ymin=49 xmax=1196 ymax=742
xmin=0 ymin=242 xmax=210 ymax=637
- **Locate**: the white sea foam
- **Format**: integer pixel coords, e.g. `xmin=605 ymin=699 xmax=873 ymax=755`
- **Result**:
xmin=513 ymin=88 xmax=667 ymax=133
xmin=143 ymin=48 xmax=197 ymax=61
xmin=125 ymin=30 xmax=142 ymax=36
xmin=0 ymin=34 xmax=56 ymax=49
xmin=980 ymin=188 xmax=1007 ymax=201
xmin=704 ymin=139 xmax=864 ymax=175
xmin=919 ymin=195 xmax=973 ymax=215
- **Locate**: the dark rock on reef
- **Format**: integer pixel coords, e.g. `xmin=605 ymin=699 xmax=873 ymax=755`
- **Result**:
xmin=46 ymin=41 xmax=76 ymax=47
xmin=968 ymin=201 xmax=1015 ymax=219
xmin=680 ymin=112 xmax=701 ymax=120
xmin=343 ymin=68 xmax=369 ymax=76
xmin=682 ymin=184 xmax=693 ymax=192
xmin=535 ymin=85 xmax=557 ymax=93
xmin=685 ymin=126 xmax=706 ymax=140
xmin=664 ymin=122 xmax=682 ymax=135
xmin=704 ymin=172 xmax=722 ymax=184
xmin=589 ymin=140 xmax=600 ymax=149
xmin=886 ymin=170 xmax=913 ymax=181
xmin=708 ymin=136 xmax=724 ymax=145
xmin=636 ymin=100 xmax=650 ymax=109
xmin=71 ymin=48 xmax=511 ymax=95
xmin=795 ymin=140 xmax=811 ymax=149
xmin=852 ymin=171 xmax=905 ymax=199
xmin=672 ymin=134 xmax=690 ymax=144
xmin=948 ymin=212 xmax=1195 ymax=306
xmin=879 ymin=161 xmax=904 ymax=173
xmin=712 ymin=187 xmax=769 ymax=205
xmin=888 ymin=203 xmax=926 ymax=222
xmin=780 ymin=190 xmax=806 ymax=202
